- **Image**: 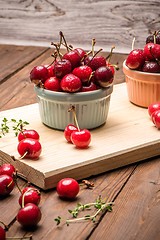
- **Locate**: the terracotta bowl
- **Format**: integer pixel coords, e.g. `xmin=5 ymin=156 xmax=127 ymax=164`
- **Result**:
xmin=123 ymin=60 xmax=160 ymax=108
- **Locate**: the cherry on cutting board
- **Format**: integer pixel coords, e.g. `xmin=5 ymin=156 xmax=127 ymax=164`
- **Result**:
xmin=17 ymin=203 xmax=42 ymax=227
xmin=17 ymin=138 xmax=42 ymax=159
xmin=148 ymin=102 xmax=160 ymax=116
xmin=71 ymin=129 xmax=91 ymax=148
xmin=0 ymin=174 xmax=14 ymax=196
xmin=64 ymin=125 xmax=78 ymax=143
xmin=57 ymin=178 xmax=79 ymax=199
xmin=54 ymin=59 xmax=72 ymax=79
xmin=30 ymin=65 xmax=49 ymax=85
xmin=0 ymin=163 xmax=15 ymax=177
xmin=44 ymin=76 xmax=61 ymax=92
xmin=0 ymin=225 xmax=5 ymax=240
xmin=151 ymin=110 xmax=160 ymax=129
xmin=18 ymin=130 xmax=40 ymax=142
xmin=60 ymin=74 xmax=82 ymax=93
xmin=19 ymin=187 xmax=41 ymax=207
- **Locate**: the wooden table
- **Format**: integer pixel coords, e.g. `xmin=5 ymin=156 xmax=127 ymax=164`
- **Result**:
xmin=0 ymin=45 xmax=160 ymax=240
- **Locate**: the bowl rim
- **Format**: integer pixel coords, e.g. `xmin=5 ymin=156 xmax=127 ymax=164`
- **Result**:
xmin=123 ymin=60 xmax=160 ymax=76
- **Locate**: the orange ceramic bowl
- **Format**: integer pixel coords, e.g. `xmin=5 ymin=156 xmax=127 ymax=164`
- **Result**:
xmin=123 ymin=61 xmax=160 ymax=108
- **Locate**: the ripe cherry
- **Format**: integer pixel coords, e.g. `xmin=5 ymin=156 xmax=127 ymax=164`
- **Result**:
xmin=106 ymin=61 xmax=115 ymax=76
xmin=30 ymin=66 xmax=49 ymax=84
xmin=19 ymin=187 xmax=41 ymax=207
xmin=126 ymin=49 xmax=145 ymax=70
xmin=72 ymin=65 xmax=92 ymax=83
xmin=44 ymin=76 xmax=61 ymax=91
xmin=17 ymin=203 xmax=41 ymax=227
xmin=60 ymin=74 xmax=82 ymax=93
xmin=148 ymin=102 xmax=160 ymax=117
xmin=0 ymin=226 xmax=5 ymax=240
xmin=71 ymin=129 xmax=91 ymax=148
xmin=17 ymin=139 xmax=42 ymax=159
xmin=81 ymin=81 xmax=97 ymax=92
xmin=146 ymin=32 xmax=160 ymax=44
xmin=144 ymin=43 xmax=160 ymax=61
xmin=84 ymin=55 xmax=106 ymax=71
xmin=0 ymin=164 xmax=15 ymax=177
xmin=64 ymin=125 xmax=78 ymax=143
xmin=74 ymin=48 xmax=86 ymax=59
xmin=54 ymin=59 xmax=72 ymax=79
xmin=94 ymin=66 xmax=113 ymax=88
xmin=57 ymin=178 xmax=79 ymax=199
xmin=18 ymin=130 xmax=40 ymax=142
xmin=142 ymin=62 xmax=160 ymax=73
xmin=0 ymin=174 xmax=14 ymax=196
xmin=151 ymin=110 xmax=160 ymax=129
xmin=43 ymin=64 xmax=55 ymax=77
xmin=63 ymin=50 xmax=81 ymax=69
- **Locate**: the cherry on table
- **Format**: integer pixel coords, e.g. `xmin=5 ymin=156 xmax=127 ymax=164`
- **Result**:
xmin=60 ymin=73 xmax=82 ymax=93
xmin=17 ymin=138 xmax=42 ymax=159
xmin=0 ymin=174 xmax=14 ymax=196
xmin=148 ymin=102 xmax=160 ymax=117
xmin=19 ymin=187 xmax=41 ymax=207
xmin=0 ymin=225 xmax=5 ymax=240
xmin=72 ymin=65 xmax=92 ymax=83
xmin=63 ymin=50 xmax=81 ymax=69
xmin=54 ymin=59 xmax=72 ymax=79
xmin=94 ymin=66 xmax=113 ymax=88
xmin=57 ymin=178 xmax=79 ymax=199
xmin=30 ymin=65 xmax=49 ymax=84
xmin=44 ymin=76 xmax=61 ymax=92
xmin=0 ymin=163 xmax=15 ymax=177
xmin=64 ymin=125 xmax=78 ymax=143
xmin=151 ymin=110 xmax=160 ymax=129
xmin=17 ymin=203 xmax=42 ymax=227
xmin=18 ymin=129 xmax=40 ymax=142
xmin=71 ymin=129 xmax=91 ymax=148
xmin=126 ymin=49 xmax=145 ymax=70
xmin=142 ymin=62 xmax=160 ymax=73
xmin=84 ymin=55 xmax=106 ymax=71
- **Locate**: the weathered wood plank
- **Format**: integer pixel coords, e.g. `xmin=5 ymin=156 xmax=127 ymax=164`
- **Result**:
xmin=0 ymin=45 xmax=48 ymax=84
xmin=89 ymin=158 xmax=160 ymax=240
xmin=0 ymin=1 xmax=159 ymax=53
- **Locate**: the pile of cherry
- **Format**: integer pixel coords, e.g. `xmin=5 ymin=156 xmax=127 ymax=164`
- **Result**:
xmin=126 ymin=30 xmax=160 ymax=73
xmin=30 ymin=32 xmax=117 ymax=93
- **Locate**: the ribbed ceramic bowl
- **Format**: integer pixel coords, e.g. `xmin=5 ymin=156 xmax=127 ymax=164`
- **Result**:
xmin=123 ymin=60 xmax=160 ymax=108
xmin=34 ymin=85 xmax=113 ymax=130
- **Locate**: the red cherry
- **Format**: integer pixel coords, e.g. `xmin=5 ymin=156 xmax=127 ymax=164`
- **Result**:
xmin=0 ymin=164 xmax=15 ymax=177
xmin=71 ymin=129 xmax=91 ymax=148
xmin=54 ymin=59 xmax=72 ymax=79
xmin=148 ymin=102 xmax=160 ymax=116
xmin=19 ymin=187 xmax=41 ymax=207
xmin=17 ymin=203 xmax=41 ymax=227
xmin=72 ymin=65 xmax=92 ymax=83
xmin=74 ymin=48 xmax=86 ymax=59
xmin=0 ymin=226 xmax=5 ymax=240
xmin=43 ymin=64 xmax=55 ymax=77
xmin=17 ymin=139 xmax=42 ymax=159
xmin=126 ymin=49 xmax=145 ymax=70
xmin=60 ymin=74 xmax=82 ymax=93
xmin=106 ymin=61 xmax=115 ymax=76
xmin=30 ymin=66 xmax=49 ymax=84
xmin=44 ymin=77 xmax=61 ymax=91
xmin=64 ymin=125 xmax=78 ymax=143
xmin=144 ymin=43 xmax=160 ymax=61
xmin=18 ymin=130 xmax=40 ymax=142
xmin=81 ymin=81 xmax=97 ymax=92
xmin=142 ymin=62 xmax=160 ymax=73
xmin=84 ymin=55 xmax=106 ymax=71
xmin=151 ymin=110 xmax=160 ymax=129
xmin=63 ymin=50 xmax=81 ymax=69
xmin=0 ymin=174 xmax=14 ymax=196
xmin=94 ymin=66 xmax=113 ymax=88
xmin=57 ymin=178 xmax=79 ymax=199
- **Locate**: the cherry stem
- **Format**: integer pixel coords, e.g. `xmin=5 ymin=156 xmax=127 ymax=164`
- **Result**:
xmin=92 ymin=38 xmax=96 ymax=56
xmin=153 ymin=31 xmax=156 ymax=44
xmin=7 ymin=179 xmax=13 ymax=188
xmin=107 ymin=46 xmax=115 ymax=67
xmin=109 ymin=64 xmax=119 ymax=71
xmin=0 ymin=221 xmax=8 ymax=231
xmin=12 ymin=171 xmax=23 ymax=194
xmin=59 ymin=31 xmax=69 ymax=52
xmin=81 ymin=50 xmax=92 ymax=62
xmin=149 ymin=47 xmax=159 ymax=63
xmin=61 ymin=42 xmax=73 ymax=51
xmin=22 ymin=188 xmax=40 ymax=209
xmin=19 ymin=151 xmax=28 ymax=160
xmin=86 ymin=48 xmax=103 ymax=66
xmin=88 ymin=71 xmax=95 ymax=84
xmin=79 ymin=180 xmax=94 ymax=188
xmin=51 ymin=42 xmax=62 ymax=60
xmin=68 ymin=105 xmax=80 ymax=131
xmin=6 ymin=235 xmax=32 ymax=239
xmin=132 ymin=37 xmax=136 ymax=51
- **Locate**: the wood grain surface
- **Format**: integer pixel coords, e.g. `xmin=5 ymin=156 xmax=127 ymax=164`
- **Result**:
xmin=0 ymin=1 xmax=159 ymax=53
xmin=0 ymin=44 xmax=159 ymax=240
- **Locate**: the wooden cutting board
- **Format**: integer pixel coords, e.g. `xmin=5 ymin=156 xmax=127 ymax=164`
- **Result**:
xmin=0 ymin=83 xmax=160 ymax=190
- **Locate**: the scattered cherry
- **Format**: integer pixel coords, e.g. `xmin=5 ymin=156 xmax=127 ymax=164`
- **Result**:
xmin=17 ymin=138 xmax=42 ymax=159
xmin=64 ymin=125 xmax=78 ymax=143
xmin=18 ymin=130 xmax=40 ymax=142
xmin=0 ymin=174 xmax=14 ymax=196
xmin=57 ymin=178 xmax=79 ymax=199
xmin=30 ymin=66 xmax=49 ymax=84
xmin=17 ymin=203 xmax=42 ymax=227
xmin=60 ymin=74 xmax=82 ymax=93
xmin=0 ymin=164 xmax=15 ymax=177
xmin=71 ymin=129 xmax=91 ymax=148
xmin=148 ymin=102 xmax=160 ymax=117
xmin=0 ymin=225 xmax=5 ymax=240
xmin=44 ymin=76 xmax=61 ymax=91
xmin=151 ymin=110 xmax=160 ymax=129
xmin=19 ymin=187 xmax=41 ymax=207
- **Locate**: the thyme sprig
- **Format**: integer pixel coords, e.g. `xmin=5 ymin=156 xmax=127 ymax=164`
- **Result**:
xmin=55 ymin=195 xmax=114 ymax=226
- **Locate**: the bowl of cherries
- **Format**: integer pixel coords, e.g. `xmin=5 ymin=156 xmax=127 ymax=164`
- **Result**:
xmin=30 ymin=33 xmax=117 ymax=130
xmin=123 ymin=30 xmax=160 ymax=108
